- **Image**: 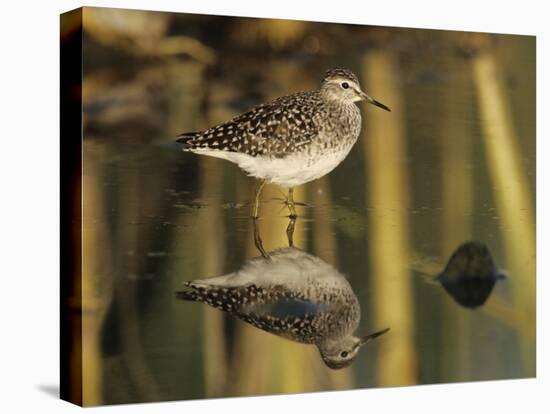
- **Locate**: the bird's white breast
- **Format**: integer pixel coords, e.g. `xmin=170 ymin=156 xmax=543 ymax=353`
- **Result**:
xmin=193 ymin=141 xmax=356 ymax=188
xmin=191 ymin=248 xmax=350 ymax=291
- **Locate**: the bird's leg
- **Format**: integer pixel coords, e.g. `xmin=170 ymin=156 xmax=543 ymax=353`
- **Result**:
xmin=286 ymin=187 xmax=297 ymax=218
xmin=286 ymin=215 xmax=297 ymax=247
xmin=253 ymin=217 xmax=270 ymax=260
xmin=252 ymin=180 xmax=267 ymax=219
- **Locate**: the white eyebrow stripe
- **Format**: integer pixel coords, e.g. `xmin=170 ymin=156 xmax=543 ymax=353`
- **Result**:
xmin=329 ymin=78 xmax=357 ymax=86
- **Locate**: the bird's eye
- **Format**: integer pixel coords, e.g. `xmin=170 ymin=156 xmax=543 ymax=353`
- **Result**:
xmin=340 ymin=351 xmax=348 ymax=358
xmin=341 ymin=82 xmax=349 ymax=89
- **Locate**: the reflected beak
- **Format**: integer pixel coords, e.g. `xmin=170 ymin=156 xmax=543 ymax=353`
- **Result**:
xmin=359 ymin=327 xmax=390 ymax=346
xmin=359 ymin=90 xmax=391 ymax=112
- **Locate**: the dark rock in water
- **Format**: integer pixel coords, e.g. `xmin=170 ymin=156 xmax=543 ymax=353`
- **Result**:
xmin=435 ymin=241 xmax=506 ymax=308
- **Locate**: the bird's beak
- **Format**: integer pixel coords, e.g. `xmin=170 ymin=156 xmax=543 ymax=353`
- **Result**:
xmin=359 ymin=90 xmax=391 ymax=112
xmin=359 ymin=327 xmax=390 ymax=346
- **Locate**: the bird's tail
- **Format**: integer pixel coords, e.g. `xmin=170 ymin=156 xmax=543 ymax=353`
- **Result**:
xmin=175 ymin=132 xmax=200 ymax=150
xmin=176 ymin=280 xmax=244 ymax=313
xmin=175 ymin=281 xmax=202 ymax=302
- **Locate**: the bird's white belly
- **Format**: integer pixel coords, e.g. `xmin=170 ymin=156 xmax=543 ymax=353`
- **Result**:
xmin=191 ymin=139 xmax=356 ymax=187
xmin=232 ymin=148 xmax=353 ymax=187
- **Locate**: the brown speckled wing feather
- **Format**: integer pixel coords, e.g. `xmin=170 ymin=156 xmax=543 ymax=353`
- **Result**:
xmin=176 ymin=91 xmax=322 ymax=157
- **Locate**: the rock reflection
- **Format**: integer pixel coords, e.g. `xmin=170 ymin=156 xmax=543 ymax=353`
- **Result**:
xmin=177 ymin=219 xmax=389 ymax=369
xmin=435 ymin=241 xmax=506 ymax=308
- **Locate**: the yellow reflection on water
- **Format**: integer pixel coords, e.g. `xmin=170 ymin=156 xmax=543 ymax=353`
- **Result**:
xmin=362 ymin=50 xmax=417 ymax=387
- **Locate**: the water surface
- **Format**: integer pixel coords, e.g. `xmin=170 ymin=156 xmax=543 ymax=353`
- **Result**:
xmin=80 ymin=13 xmax=535 ymax=404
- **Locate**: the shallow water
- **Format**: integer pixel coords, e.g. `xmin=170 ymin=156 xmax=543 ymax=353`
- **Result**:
xmin=80 ymin=19 xmax=535 ymax=405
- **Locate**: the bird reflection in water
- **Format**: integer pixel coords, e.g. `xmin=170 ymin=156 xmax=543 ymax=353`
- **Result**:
xmin=176 ymin=217 xmax=389 ymax=369
xmin=435 ymin=241 xmax=506 ymax=309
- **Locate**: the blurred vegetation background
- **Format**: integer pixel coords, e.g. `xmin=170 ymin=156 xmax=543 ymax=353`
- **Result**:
xmin=67 ymin=6 xmax=535 ymax=406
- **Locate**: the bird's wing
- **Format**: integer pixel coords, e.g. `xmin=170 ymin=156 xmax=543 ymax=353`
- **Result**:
xmin=235 ymin=285 xmax=334 ymax=342
xmin=177 ymin=281 xmax=328 ymax=317
xmin=176 ymin=91 xmax=321 ymax=157
xmin=243 ymin=294 xmax=327 ymax=319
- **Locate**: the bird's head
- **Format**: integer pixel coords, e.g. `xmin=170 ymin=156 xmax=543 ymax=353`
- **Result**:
xmin=321 ymin=68 xmax=391 ymax=111
xmin=317 ymin=327 xmax=390 ymax=369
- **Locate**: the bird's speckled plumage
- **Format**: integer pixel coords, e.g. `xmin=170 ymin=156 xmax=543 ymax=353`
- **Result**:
xmin=177 ymin=68 xmax=389 ymax=188
xmin=177 ymin=91 xmax=328 ymax=157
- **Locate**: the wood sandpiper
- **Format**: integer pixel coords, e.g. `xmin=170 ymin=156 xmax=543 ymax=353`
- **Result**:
xmin=176 ymin=246 xmax=390 ymax=369
xmin=176 ymin=68 xmax=390 ymax=218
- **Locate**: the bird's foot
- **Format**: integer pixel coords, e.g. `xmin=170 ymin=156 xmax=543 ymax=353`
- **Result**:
xmin=275 ymin=188 xmax=306 ymax=218
xmin=285 ymin=199 xmax=298 ymax=218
